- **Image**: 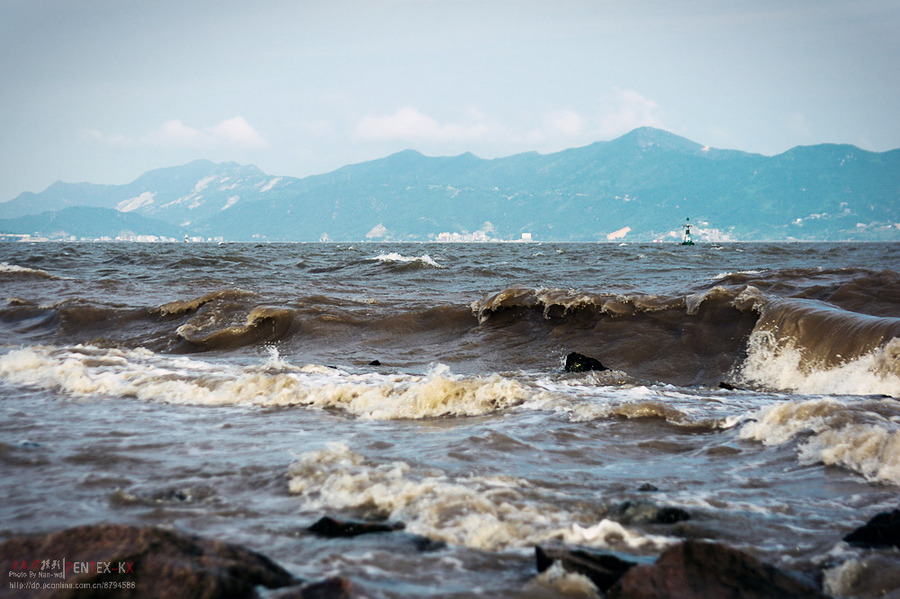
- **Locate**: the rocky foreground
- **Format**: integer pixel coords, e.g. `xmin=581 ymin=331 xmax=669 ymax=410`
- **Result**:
xmin=1 ymin=509 xmax=898 ymax=598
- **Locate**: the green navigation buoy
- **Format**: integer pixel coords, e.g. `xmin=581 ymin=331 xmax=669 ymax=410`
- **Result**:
xmin=682 ymin=217 xmax=694 ymax=245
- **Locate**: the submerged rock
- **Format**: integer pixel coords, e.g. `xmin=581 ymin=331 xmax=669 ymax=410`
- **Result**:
xmin=307 ymin=516 xmax=405 ymax=538
xmin=611 ymin=500 xmax=691 ymax=525
xmin=564 ymin=352 xmax=609 ymax=373
xmin=535 ymin=545 xmax=637 ymax=593
xmin=607 ymin=540 xmax=825 ymax=599
xmin=0 ymin=523 xmax=298 ymax=598
xmin=843 ymin=508 xmax=900 ymax=548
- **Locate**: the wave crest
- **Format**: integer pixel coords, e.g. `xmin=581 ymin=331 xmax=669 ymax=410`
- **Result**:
xmin=372 ymin=253 xmax=443 ymax=269
xmin=736 ymin=299 xmax=900 ymax=397
xmin=0 ymin=262 xmax=57 ymax=279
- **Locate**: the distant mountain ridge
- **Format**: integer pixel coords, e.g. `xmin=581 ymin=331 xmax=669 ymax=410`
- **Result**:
xmin=2 ymin=127 xmax=898 ymax=241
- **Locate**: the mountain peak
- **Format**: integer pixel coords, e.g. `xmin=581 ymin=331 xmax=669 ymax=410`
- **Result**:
xmin=614 ymin=127 xmax=703 ymax=152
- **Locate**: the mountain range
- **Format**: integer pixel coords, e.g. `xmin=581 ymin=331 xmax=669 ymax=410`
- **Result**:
xmin=2 ymin=127 xmax=898 ymax=242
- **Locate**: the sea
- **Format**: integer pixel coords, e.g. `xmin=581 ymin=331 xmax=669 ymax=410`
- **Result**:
xmin=1 ymin=241 xmax=898 ymax=598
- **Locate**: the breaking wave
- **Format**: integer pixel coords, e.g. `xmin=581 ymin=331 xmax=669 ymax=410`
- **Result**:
xmin=740 ymin=397 xmax=900 ymax=485
xmin=372 ymin=252 xmax=444 ymax=269
xmin=0 ymin=345 xmax=532 ymax=419
xmin=735 ymin=299 xmax=900 ymax=397
xmin=0 ymin=262 xmax=57 ymax=279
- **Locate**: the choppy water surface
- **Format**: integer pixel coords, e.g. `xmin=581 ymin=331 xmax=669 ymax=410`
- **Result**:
xmin=1 ymin=242 xmax=899 ymax=597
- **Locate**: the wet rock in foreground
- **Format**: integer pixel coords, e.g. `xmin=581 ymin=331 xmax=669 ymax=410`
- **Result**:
xmin=843 ymin=508 xmax=900 ymax=549
xmin=0 ymin=523 xmax=298 ymax=598
xmin=607 ymin=540 xmax=825 ymax=599
xmin=535 ymin=545 xmax=637 ymax=593
xmin=268 ymin=576 xmax=358 ymax=599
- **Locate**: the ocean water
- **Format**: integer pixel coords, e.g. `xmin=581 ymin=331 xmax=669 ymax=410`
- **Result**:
xmin=1 ymin=241 xmax=899 ymax=597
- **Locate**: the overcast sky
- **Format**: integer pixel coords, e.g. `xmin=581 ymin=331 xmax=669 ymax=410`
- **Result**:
xmin=2 ymin=0 xmax=898 ymax=201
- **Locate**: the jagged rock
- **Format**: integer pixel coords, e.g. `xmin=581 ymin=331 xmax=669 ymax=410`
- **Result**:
xmin=535 ymin=545 xmax=637 ymax=593
xmin=307 ymin=516 xmax=405 ymax=538
xmin=607 ymin=540 xmax=825 ymax=599
xmin=564 ymin=352 xmax=608 ymax=372
xmin=844 ymin=508 xmax=900 ymax=548
xmin=0 ymin=523 xmax=298 ymax=598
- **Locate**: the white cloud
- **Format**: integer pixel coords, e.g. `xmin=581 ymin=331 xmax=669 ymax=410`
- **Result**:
xmin=150 ymin=119 xmax=208 ymax=147
xmin=84 ymin=129 xmax=131 ymax=147
xmin=596 ymin=88 xmax=664 ymax=137
xmin=545 ymin=109 xmax=585 ymax=137
xmin=508 ymin=90 xmax=664 ymax=150
xmin=354 ymin=107 xmax=491 ymax=143
xmin=88 ymin=117 xmax=267 ymax=150
xmin=207 ymin=116 xmax=267 ymax=149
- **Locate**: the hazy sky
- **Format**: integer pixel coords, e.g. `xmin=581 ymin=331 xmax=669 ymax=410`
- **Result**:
xmin=2 ymin=0 xmax=898 ymax=201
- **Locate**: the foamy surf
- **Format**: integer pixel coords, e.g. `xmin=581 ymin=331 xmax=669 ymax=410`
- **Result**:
xmin=286 ymin=442 xmax=676 ymax=552
xmin=740 ymin=397 xmax=900 ymax=484
xmin=0 ymin=345 xmax=531 ymax=419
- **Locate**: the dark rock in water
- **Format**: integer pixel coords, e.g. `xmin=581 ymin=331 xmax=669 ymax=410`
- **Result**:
xmin=637 ymin=483 xmax=659 ymax=492
xmin=270 ymin=576 xmax=358 ymax=599
xmin=368 ymin=359 xmax=382 ymax=366
xmin=307 ymin=516 xmax=405 ymax=538
xmin=612 ymin=500 xmax=691 ymax=525
xmin=411 ymin=535 xmax=447 ymax=552
xmin=564 ymin=352 xmax=608 ymax=372
xmin=844 ymin=508 xmax=900 ymax=548
xmin=718 ymin=381 xmax=750 ymax=391
xmin=536 ymin=545 xmax=637 ymax=593
xmin=607 ymin=540 xmax=825 ymax=599
xmin=655 ymin=506 xmax=692 ymax=524
xmin=0 ymin=523 xmax=298 ymax=598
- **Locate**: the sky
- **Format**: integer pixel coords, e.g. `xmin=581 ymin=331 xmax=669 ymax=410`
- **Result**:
xmin=1 ymin=0 xmax=899 ymax=201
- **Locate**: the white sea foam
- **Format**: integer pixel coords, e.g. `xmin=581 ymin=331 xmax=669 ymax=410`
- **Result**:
xmin=532 ymin=561 xmax=600 ymax=597
xmin=740 ymin=398 xmax=900 ymax=484
xmin=738 ymin=332 xmax=900 ymax=398
xmin=565 ymin=520 xmax=674 ymax=550
xmin=287 ymin=442 xmax=675 ymax=552
xmin=530 ymin=378 xmax=736 ymax=427
xmin=0 ymin=345 xmax=530 ymax=419
xmin=373 ymin=252 xmax=443 ymax=268
xmin=823 ymin=555 xmax=900 ymax=598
